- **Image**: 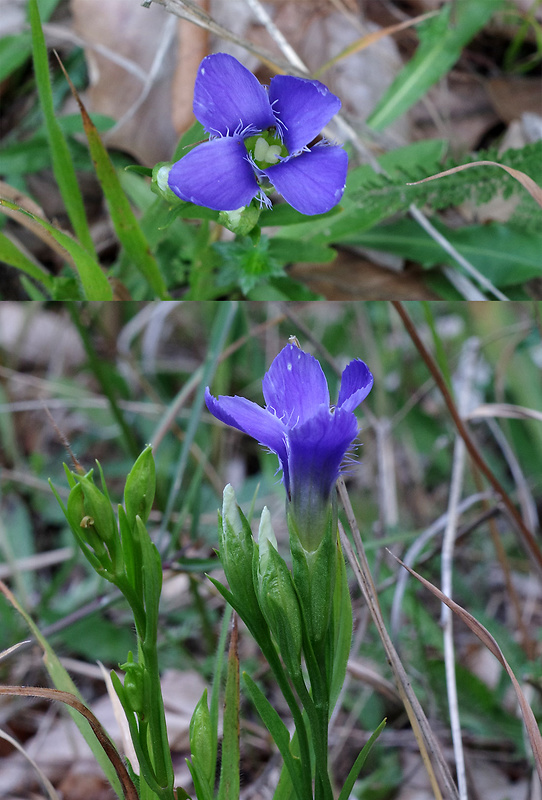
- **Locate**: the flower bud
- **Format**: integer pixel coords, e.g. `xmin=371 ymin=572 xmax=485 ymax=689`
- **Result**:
xmin=66 ymin=481 xmax=108 ymax=562
xmin=218 ymin=204 xmax=260 ymax=235
xmin=219 ymin=485 xmax=259 ymax=614
xmin=150 ymin=162 xmax=185 ymax=204
xmin=120 ymin=652 xmax=145 ymax=716
xmin=256 ymin=508 xmax=303 ymax=679
xmin=124 ymin=445 xmax=155 ymax=529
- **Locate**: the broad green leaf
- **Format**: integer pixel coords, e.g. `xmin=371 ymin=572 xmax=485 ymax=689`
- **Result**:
xmin=0 ymin=583 xmax=123 ymax=799
xmin=0 ymin=198 xmax=112 ymax=299
xmin=29 ymin=0 xmax=96 ymax=258
xmin=0 ymin=230 xmax=54 ymax=293
xmin=367 ymin=0 xmax=506 ymax=130
xmin=268 ymin=237 xmax=336 ymax=264
xmin=344 ymin=219 xmax=542 ymax=287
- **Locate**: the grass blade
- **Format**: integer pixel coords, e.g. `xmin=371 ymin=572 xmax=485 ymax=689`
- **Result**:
xmin=55 ymin=56 xmax=169 ymax=299
xmin=0 ymin=230 xmax=54 ymax=293
xmin=0 ymin=580 xmax=124 ymax=798
xmin=367 ymin=0 xmax=506 ymax=131
xmin=394 ymin=556 xmax=542 ymax=783
xmin=337 ymin=719 xmax=386 ymax=800
xmin=0 ymin=197 xmax=112 ymax=299
xmin=29 ymin=0 xmax=96 ymax=258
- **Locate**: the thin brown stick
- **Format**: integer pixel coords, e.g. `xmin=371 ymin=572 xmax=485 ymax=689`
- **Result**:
xmin=0 ymin=686 xmax=139 ymax=800
xmin=390 ymin=301 xmax=542 ymax=580
xmin=338 ymin=478 xmax=459 ymax=800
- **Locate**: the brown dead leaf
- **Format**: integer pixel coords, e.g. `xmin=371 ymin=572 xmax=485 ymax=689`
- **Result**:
xmin=71 ymin=0 xmax=179 ymax=165
xmin=487 ymin=77 xmax=542 ymax=124
xmin=289 ymin=253 xmax=439 ymax=299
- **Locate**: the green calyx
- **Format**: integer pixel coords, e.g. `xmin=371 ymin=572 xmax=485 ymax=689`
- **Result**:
xmin=245 ymin=128 xmax=288 ymax=169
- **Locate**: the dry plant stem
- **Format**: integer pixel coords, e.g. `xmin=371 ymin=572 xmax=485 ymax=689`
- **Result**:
xmin=0 ymin=686 xmax=139 ymax=800
xmin=390 ymin=557 xmax=542 ymax=784
xmin=471 ymin=466 xmax=536 ymax=661
xmin=441 ymin=266 xmax=486 ymax=301
xmin=408 ymin=205 xmax=508 ymax=301
xmin=0 ymin=727 xmax=60 ymax=800
xmin=390 ymin=492 xmax=493 ymax=638
xmin=440 ymin=339 xmax=479 ymax=800
xmin=391 ymin=301 xmax=542 ymax=581
xmin=152 ymin=0 xmax=304 ymax=74
xmin=337 ymin=477 xmax=460 ymax=800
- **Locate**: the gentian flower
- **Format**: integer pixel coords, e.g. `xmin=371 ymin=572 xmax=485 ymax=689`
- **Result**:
xmin=205 ymin=343 xmax=373 ymax=551
xmin=168 ymin=53 xmax=348 ymax=216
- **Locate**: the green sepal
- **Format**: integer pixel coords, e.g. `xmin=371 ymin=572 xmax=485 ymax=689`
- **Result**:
xmin=289 ymin=510 xmax=337 ymax=647
xmin=124 ymin=445 xmax=156 ymax=529
xmin=119 ymin=652 xmax=145 ymax=716
xmin=218 ymin=205 xmax=261 ymax=236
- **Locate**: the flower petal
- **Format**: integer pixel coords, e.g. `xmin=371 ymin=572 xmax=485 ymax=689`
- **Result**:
xmin=168 ymin=137 xmax=259 ymax=211
xmin=288 ymin=406 xmax=358 ymax=549
xmin=269 ymin=75 xmax=341 ymax=153
xmin=337 ymin=360 xmax=374 ymax=412
xmin=205 ymin=387 xmax=288 ymax=468
xmin=262 ymin=344 xmax=330 ymax=425
xmin=193 ymin=53 xmax=276 ymax=136
xmin=264 ymin=145 xmax=348 ymax=216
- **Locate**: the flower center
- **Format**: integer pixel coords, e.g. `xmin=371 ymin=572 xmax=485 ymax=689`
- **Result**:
xmin=245 ymin=128 xmax=288 ymax=169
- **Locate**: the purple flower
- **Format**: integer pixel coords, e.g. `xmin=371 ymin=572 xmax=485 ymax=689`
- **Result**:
xmin=205 ymin=344 xmax=373 ymax=550
xmin=168 ymin=53 xmax=348 ymax=216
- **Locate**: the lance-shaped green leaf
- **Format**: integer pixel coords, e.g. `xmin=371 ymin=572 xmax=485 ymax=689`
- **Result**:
xmin=0 ymin=230 xmax=54 ymax=293
xmin=367 ymin=0 xmax=506 ymax=131
xmin=0 ymin=198 xmax=112 ymax=299
xmin=29 ymin=0 xmax=96 ymax=258
xmin=57 ymin=58 xmax=169 ymax=299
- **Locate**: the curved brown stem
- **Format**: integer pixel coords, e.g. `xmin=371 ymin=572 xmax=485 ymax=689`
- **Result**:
xmin=0 ymin=685 xmax=138 ymax=800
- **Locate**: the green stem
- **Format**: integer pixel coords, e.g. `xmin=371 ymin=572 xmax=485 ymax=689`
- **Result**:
xmin=299 ymin=635 xmax=333 ymax=800
xmin=255 ymin=631 xmax=314 ymax=800
xmin=141 ymin=641 xmax=175 ymax=797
